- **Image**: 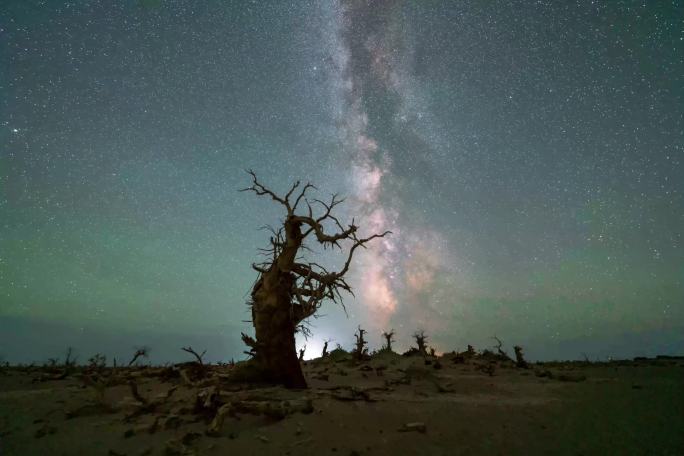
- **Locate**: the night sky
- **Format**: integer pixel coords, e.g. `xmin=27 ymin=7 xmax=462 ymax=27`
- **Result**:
xmin=1 ymin=1 xmax=682 ymax=364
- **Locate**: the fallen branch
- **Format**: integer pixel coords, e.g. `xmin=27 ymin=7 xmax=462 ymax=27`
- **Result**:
xmin=38 ymin=370 xmax=69 ymax=382
xmin=207 ymin=398 xmax=313 ymax=435
xmin=323 ymin=385 xmax=378 ymax=402
xmin=129 ymin=380 xmax=149 ymax=406
xmin=125 ymin=380 xmax=176 ymax=421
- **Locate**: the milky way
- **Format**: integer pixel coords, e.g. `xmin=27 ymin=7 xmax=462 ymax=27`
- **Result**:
xmin=316 ymin=1 xmax=455 ymax=338
xmin=1 ymin=1 xmax=682 ymax=363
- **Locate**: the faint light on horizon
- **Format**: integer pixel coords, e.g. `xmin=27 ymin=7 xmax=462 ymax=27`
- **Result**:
xmin=299 ymin=338 xmax=324 ymax=360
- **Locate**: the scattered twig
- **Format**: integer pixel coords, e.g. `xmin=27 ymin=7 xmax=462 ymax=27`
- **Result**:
xmin=207 ymin=398 xmax=313 ymax=435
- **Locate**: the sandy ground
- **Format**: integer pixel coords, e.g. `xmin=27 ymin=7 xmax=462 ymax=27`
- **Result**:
xmin=1 ymin=352 xmax=682 ymax=456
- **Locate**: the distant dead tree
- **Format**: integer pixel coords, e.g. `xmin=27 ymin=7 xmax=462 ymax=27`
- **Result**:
xmin=181 ymin=346 xmax=206 ymax=366
xmin=382 ymin=330 xmax=395 ymax=352
xmin=87 ymin=353 xmax=107 ymax=370
xmin=64 ymin=347 xmax=76 ymax=367
xmin=514 ymin=345 xmax=529 ymax=368
xmin=321 ymin=339 xmax=332 ymax=358
xmin=491 ymin=336 xmax=512 ymax=361
xmin=298 ymin=345 xmax=306 ymax=362
xmin=128 ymin=347 xmax=149 ymax=366
xmin=413 ymin=330 xmax=428 ymax=356
xmin=492 ymin=336 xmax=508 ymax=357
xmin=353 ymin=326 xmax=368 ymax=360
xmin=240 ymin=171 xmax=390 ymax=388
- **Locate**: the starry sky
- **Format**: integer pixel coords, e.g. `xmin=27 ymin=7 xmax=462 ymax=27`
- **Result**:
xmin=1 ymin=1 xmax=683 ymax=364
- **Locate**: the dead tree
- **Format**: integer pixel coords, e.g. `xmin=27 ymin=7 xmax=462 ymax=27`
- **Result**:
xmin=353 ymin=326 xmax=368 ymax=360
xmin=413 ymin=330 xmax=428 ymax=355
xmin=321 ymin=339 xmax=332 ymax=358
xmin=514 ymin=345 xmax=529 ymax=368
xmin=64 ymin=347 xmax=76 ymax=367
xmin=240 ymin=171 xmax=390 ymax=388
xmin=298 ymin=345 xmax=306 ymax=362
xmin=492 ymin=336 xmax=512 ymax=361
xmin=181 ymin=346 xmax=206 ymax=366
xmin=381 ymin=330 xmax=395 ymax=352
xmin=87 ymin=353 xmax=107 ymax=371
xmin=128 ymin=347 xmax=149 ymax=367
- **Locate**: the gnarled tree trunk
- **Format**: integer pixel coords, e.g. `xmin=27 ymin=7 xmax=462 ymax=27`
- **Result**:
xmin=251 ymin=275 xmax=306 ymax=388
xmin=248 ymin=219 xmax=306 ymax=388
xmin=252 ymin=270 xmax=306 ymax=382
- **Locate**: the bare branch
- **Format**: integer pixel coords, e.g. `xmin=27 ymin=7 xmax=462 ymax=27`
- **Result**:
xmin=330 ymin=230 xmax=392 ymax=280
xmin=252 ymin=263 xmax=269 ymax=273
xmin=128 ymin=347 xmax=149 ymax=367
xmin=491 ymin=336 xmax=510 ymax=359
xmin=241 ymin=333 xmax=258 ymax=358
xmin=284 ymin=180 xmax=301 ymax=202
xmin=240 ymin=169 xmax=291 ymax=213
xmin=313 ymin=194 xmax=345 ymax=223
xmin=292 ymin=183 xmax=316 ymax=212
xmin=181 ymin=346 xmax=206 ymax=366
xmin=293 ymin=215 xmax=358 ymax=247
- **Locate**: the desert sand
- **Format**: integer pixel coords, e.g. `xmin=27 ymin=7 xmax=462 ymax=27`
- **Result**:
xmin=1 ymin=351 xmax=683 ymax=455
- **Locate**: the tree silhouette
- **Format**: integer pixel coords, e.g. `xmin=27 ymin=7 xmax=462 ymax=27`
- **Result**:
xmin=128 ymin=347 xmax=149 ymax=367
xmin=321 ymin=338 xmax=332 ymax=358
xmin=514 ymin=345 xmax=529 ymax=368
xmin=382 ymin=329 xmax=395 ymax=352
xmin=240 ymin=171 xmax=390 ymax=388
xmin=413 ymin=330 xmax=428 ymax=355
xmin=353 ymin=326 xmax=369 ymax=360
